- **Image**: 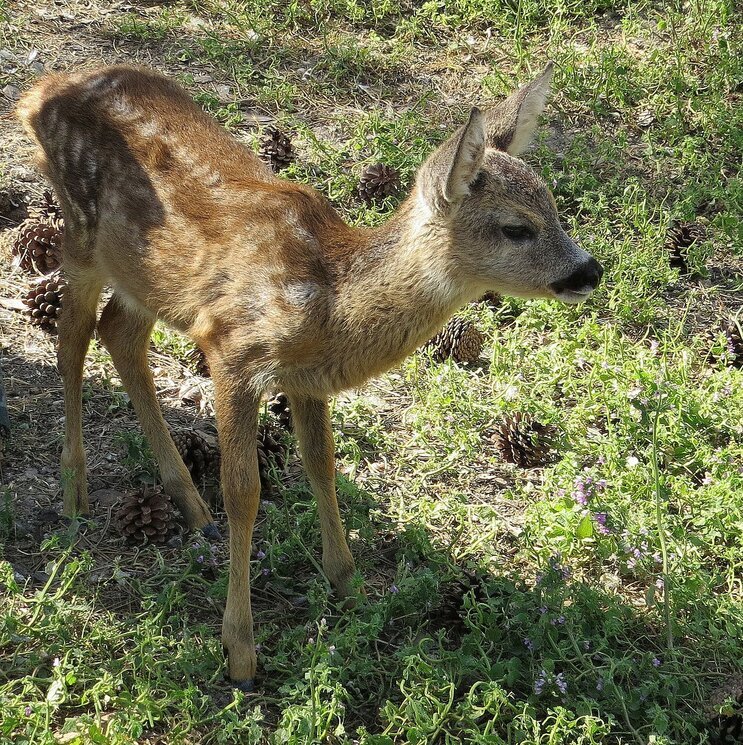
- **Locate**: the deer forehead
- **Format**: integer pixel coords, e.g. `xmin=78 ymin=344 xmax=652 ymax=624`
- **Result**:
xmin=474 ymin=152 xmax=557 ymax=222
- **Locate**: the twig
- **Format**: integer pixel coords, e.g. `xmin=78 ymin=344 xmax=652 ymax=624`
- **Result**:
xmin=0 ymin=296 xmax=25 ymax=311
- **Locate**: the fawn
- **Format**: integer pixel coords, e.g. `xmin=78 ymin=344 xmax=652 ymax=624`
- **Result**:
xmin=17 ymin=62 xmax=602 ymax=688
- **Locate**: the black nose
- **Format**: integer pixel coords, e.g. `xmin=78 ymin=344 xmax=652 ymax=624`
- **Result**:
xmin=550 ymin=257 xmax=604 ymax=295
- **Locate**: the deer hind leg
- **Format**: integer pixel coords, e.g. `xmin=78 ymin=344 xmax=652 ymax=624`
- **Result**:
xmin=57 ymin=264 xmax=103 ymax=517
xmin=290 ymin=395 xmax=357 ymax=598
xmin=210 ymin=368 xmax=261 ymax=688
xmin=96 ymin=294 xmax=215 ymax=534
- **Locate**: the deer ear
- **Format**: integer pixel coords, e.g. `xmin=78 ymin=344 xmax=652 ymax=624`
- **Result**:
xmin=484 ymin=63 xmax=553 ymax=156
xmin=417 ymin=107 xmax=486 ymax=214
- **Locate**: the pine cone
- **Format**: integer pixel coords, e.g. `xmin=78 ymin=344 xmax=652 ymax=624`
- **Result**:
xmin=115 ymin=486 xmax=176 ymax=544
xmin=357 ymin=163 xmax=401 ymax=204
xmin=172 ymin=428 xmax=220 ymax=482
xmin=185 ymin=347 xmax=210 ymax=377
xmin=490 ymin=412 xmax=556 ymax=468
xmin=267 ymin=391 xmax=292 ymax=431
xmin=259 ymin=128 xmax=294 ymax=172
xmin=704 ymin=673 xmax=743 ymax=745
xmin=665 ymin=220 xmax=707 ymax=273
xmin=424 ymin=316 xmax=483 ymax=364
xmin=12 ymin=219 xmax=63 ymax=274
xmin=28 ymin=190 xmax=64 ymax=232
xmin=257 ymin=422 xmax=287 ymax=488
xmin=23 ymin=271 xmax=66 ymax=331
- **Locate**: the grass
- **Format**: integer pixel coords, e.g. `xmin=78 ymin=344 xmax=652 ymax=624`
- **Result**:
xmin=1 ymin=0 xmax=742 ymax=742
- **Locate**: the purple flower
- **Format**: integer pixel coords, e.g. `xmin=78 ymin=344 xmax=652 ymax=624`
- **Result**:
xmin=652 ymin=657 xmax=661 ymax=667
xmin=593 ymin=512 xmax=611 ymax=534
xmin=555 ymin=672 xmax=568 ymax=695
xmin=550 ymin=614 xmax=566 ymax=626
xmin=655 ymin=578 xmax=664 ymax=590
xmin=573 ymin=490 xmax=588 ymax=506
xmin=25 ymin=706 xmax=32 ymax=716
xmin=196 ymin=555 xmax=204 ymax=564
xmin=389 ymin=584 xmax=399 ymax=594
xmin=539 ymin=605 xmax=548 ymax=615
xmin=256 ymin=549 xmax=266 ymax=560
xmin=523 ymin=637 xmax=535 ymax=651
xmin=261 ymin=567 xmax=271 ymax=576
xmin=534 ymin=669 xmax=548 ymax=695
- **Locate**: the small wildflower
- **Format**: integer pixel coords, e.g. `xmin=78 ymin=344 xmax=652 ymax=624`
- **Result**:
xmin=652 ymin=657 xmax=661 ymax=667
xmin=655 ymin=577 xmax=664 ymax=590
xmin=552 ymin=178 xmax=558 ymax=188
xmin=261 ymin=567 xmax=271 ymax=576
xmin=320 ymin=617 xmax=327 ymax=628
xmin=534 ymin=669 xmax=548 ymax=695
xmin=555 ymin=672 xmax=568 ymax=695
xmin=539 ymin=605 xmax=548 ymax=615
xmin=702 ymin=474 xmax=713 ymax=486
xmin=523 ymin=637 xmax=535 ymax=651
xmin=25 ymin=706 xmax=32 ymax=716
xmin=550 ymin=614 xmax=566 ymax=625
xmin=389 ymin=584 xmax=399 ymax=594
xmin=196 ymin=555 xmax=204 ymax=564
xmin=594 ymin=512 xmax=611 ymax=534
xmin=52 ymin=657 xmax=60 ymax=668
xmin=328 ymin=644 xmax=336 ymax=654
xmin=626 ymin=455 xmax=639 ymax=468
xmin=256 ymin=549 xmax=266 ymax=560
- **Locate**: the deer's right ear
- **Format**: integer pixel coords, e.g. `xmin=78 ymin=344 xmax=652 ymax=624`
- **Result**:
xmin=417 ymin=107 xmax=486 ymax=214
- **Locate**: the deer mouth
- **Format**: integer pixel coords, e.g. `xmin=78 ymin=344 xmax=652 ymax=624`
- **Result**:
xmin=554 ymin=287 xmax=595 ymax=304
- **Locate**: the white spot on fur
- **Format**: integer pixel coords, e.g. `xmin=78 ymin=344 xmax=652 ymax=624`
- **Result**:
xmin=285 ymin=209 xmax=318 ymax=247
xmin=284 ymin=281 xmax=320 ymax=307
xmin=138 ymin=119 xmax=159 ymax=137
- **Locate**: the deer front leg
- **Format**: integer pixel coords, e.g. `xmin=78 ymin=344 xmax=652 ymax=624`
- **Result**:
xmin=211 ymin=373 xmax=261 ymax=689
xmin=289 ymin=395 xmax=357 ymax=598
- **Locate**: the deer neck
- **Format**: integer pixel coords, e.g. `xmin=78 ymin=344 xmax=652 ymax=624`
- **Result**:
xmin=334 ymin=196 xmax=475 ymax=364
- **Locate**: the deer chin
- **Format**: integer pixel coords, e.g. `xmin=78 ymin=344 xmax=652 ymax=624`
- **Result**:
xmin=553 ymin=287 xmax=595 ymax=304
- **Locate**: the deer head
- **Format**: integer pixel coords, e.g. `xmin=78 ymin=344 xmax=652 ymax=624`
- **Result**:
xmin=415 ymin=63 xmax=603 ymax=304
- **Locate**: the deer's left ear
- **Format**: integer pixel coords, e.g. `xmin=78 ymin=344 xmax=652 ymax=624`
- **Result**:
xmin=417 ymin=107 xmax=486 ymax=214
xmin=484 ymin=63 xmax=553 ymax=156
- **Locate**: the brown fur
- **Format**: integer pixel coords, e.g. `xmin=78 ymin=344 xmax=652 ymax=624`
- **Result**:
xmin=16 ymin=63 xmax=601 ymax=684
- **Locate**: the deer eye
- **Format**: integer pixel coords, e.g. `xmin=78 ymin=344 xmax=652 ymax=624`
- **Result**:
xmin=502 ymin=225 xmax=536 ymax=242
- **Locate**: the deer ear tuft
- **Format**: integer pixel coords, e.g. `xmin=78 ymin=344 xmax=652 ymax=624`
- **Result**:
xmin=484 ymin=63 xmax=553 ymax=156
xmin=417 ymin=107 xmax=486 ymax=214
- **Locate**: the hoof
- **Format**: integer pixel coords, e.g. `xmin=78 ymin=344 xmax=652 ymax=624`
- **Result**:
xmin=201 ymin=522 xmax=221 ymax=541
xmin=233 ymin=678 xmax=255 ymax=693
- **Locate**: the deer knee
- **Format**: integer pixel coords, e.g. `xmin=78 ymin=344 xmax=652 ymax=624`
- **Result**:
xmin=222 ymin=472 xmax=261 ymax=525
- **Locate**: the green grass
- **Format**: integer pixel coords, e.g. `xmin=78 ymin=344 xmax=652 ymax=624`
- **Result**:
xmin=2 ymin=0 xmax=742 ymax=742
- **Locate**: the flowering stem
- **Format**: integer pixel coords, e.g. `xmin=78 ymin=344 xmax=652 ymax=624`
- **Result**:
xmin=651 ymin=397 xmax=674 ymax=652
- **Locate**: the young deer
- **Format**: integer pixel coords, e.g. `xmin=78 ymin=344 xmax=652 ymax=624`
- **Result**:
xmin=17 ymin=63 xmax=602 ymax=689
